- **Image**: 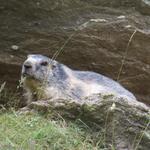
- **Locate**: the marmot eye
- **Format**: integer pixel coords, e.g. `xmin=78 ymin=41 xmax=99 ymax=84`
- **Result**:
xmin=40 ymin=61 xmax=48 ymax=66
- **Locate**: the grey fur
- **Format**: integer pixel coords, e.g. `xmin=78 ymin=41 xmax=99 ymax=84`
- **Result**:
xmin=21 ymin=54 xmax=136 ymax=103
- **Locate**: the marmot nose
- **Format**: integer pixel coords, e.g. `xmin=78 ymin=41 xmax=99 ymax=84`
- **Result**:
xmin=24 ymin=62 xmax=32 ymax=69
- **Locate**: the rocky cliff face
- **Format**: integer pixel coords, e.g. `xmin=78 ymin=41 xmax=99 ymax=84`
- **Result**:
xmin=0 ymin=0 xmax=150 ymax=104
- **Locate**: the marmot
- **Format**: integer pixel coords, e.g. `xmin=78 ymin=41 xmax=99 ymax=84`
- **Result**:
xmin=21 ymin=54 xmax=136 ymax=104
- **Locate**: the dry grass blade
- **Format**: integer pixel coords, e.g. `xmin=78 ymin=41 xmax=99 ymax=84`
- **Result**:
xmin=0 ymin=82 xmax=6 ymax=93
xmin=51 ymin=32 xmax=76 ymax=62
xmin=134 ymin=119 xmax=150 ymax=150
xmin=51 ymin=22 xmax=89 ymax=62
xmin=117 ymin=30 xmax=137 ymax=81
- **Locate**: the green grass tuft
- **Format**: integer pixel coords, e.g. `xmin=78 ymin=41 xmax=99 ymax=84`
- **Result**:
xmin=0 ymin=112 xmax=103 ymax=150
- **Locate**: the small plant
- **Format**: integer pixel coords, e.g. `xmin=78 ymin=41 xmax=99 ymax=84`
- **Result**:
xmin=0 ymin=84 xmax=21 ymax=110
xmin=0 ymin=112 xmax=106 ymax=150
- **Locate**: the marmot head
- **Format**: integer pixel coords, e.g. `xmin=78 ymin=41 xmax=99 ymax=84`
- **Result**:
xmin=22 ymin=54 xmax=58 ymax=83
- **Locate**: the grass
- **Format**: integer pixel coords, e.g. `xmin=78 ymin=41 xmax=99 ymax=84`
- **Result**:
xmin=0 ymin=111 xmax=103 ymax=150
xmin=0 ymin=84 xmax=103 ymax=149
xmin=0 ymin=88 xmax=21 ymax=109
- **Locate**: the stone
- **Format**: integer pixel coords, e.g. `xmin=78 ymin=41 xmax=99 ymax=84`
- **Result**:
xmin=20 ymin=93 xmax=150 ymax=150
xmin=11 ymin=45 xmax=19 ymax=51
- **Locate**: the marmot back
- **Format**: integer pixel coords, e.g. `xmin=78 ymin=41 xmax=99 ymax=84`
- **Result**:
xmin=21 ymin=54 xmax=136 ymax=103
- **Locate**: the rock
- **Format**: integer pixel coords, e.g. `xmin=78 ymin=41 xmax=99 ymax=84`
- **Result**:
xmin=0 ymin=0 xmax=150 ymax=104
xmin=117 ymin=15 xmax=126 ymax=19
xmin=11 ymin=45 xmax=19 ymax=51
xmin=20 ymin=93 xmax=150 ymax=150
